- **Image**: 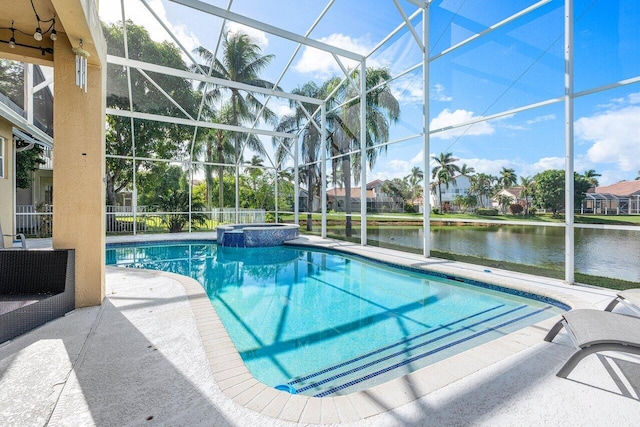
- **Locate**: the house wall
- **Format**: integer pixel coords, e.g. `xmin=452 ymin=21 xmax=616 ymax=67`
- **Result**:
xmin=0 ymin=118 xmax=15 ymax=247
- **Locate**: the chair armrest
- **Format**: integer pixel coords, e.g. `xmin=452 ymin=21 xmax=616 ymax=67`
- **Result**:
xmin=2 ymin=233 xmax=27 ymax=249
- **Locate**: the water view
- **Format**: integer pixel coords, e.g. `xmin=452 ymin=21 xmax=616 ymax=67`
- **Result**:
xmin=330 ymin=225 xmax=640 ymax=283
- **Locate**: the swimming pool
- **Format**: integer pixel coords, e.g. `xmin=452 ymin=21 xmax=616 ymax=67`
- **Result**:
xmin=106 ymin=241 xmax=567 ymax=397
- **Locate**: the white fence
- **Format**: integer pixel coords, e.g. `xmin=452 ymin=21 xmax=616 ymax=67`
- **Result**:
xmin=15 ymin=205 xmax=267 ymax=235
xmin=16 ymin=205 xmax=53 ymax=236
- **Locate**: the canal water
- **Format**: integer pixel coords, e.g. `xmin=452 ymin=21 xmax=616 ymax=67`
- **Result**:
xmin=330 ymin=225 xmax=640 ymax=283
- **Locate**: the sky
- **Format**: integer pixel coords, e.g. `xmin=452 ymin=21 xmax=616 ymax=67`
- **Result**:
xmin=99 ymin=0 xmax=640 ymax=187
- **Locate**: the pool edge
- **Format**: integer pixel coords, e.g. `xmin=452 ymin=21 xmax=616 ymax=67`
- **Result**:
xmin=107 ymin=236 xmax=597 ymax=424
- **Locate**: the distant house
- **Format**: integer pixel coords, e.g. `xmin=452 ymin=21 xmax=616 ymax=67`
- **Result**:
xmin=429 ymin=175 xmax=471 ymax=211
xmin=491 ymin=186 xmax=532 ymax=210
xmin=327 ymin=180 xmax=401 ymax=213
xmin=581 ymin=181 xmax=640 ymax=214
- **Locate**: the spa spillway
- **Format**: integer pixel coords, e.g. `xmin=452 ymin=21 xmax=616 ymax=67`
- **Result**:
xmin=216 ymin=223 xmax=300 ymax=247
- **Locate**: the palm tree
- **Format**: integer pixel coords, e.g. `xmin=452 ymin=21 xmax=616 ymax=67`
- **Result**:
xmin=431 ymin=152 xmax=461 ymax=211
xmin=407 ymin=166 xmax=424 ymax=202
xmin=194 ymin=31 xmax=279 ymax=214
xmin=459 ymin=163 xmax=476 ymax=176
xmin=498 ymin=167 xmax=518 ymax=188
xmin=469 ymin=173 xmax=496 ymax=208
xmin=274 ymin=81 xmax=328 ymax=230
xmin=519 ymin=176 xmax=535 ymax=215
xmin=326 ymin=67 xmax=400 ymax=236
xmin=582 ymin=169 xmax=601 ymax=187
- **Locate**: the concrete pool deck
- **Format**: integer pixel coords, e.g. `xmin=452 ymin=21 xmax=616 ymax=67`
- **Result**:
xmin=1 ymin=233 xmax=639 ymax=426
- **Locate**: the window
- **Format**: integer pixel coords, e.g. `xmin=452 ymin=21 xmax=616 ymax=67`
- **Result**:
xmin=0 ymin=138 xmax=4 ymax=179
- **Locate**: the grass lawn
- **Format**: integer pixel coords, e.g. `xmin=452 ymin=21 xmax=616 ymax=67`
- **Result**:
xmin=282 ymin=212 xmax=640 ymax=225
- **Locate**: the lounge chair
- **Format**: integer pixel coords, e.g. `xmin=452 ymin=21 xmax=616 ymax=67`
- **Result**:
xmin=604 ymin=289 xmax=640 ymax=316
xmin=544 ymin=309 xmax=640 ymax=377
xmin=0 ymin=222 xmax=26 ymax=249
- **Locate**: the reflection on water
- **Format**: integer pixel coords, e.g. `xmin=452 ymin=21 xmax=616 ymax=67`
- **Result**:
xmin=329 ymin=225 xmax=639 ymax=282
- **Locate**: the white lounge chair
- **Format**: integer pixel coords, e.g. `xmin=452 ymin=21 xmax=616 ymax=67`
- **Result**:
xmin=544 ymin=309 xmax=640 ymax=377
xmin=0 ymin=223 xmax=26 ymax=249
xmin=604 ymin=289 xmax=640 ymax=316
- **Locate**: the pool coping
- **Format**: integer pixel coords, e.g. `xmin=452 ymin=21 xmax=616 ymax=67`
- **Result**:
xmin=110 ymin=235 xmax=596 ymax=424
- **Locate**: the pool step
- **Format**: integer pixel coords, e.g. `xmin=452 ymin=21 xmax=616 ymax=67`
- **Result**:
xmin=285 ymin=304 xmax=554 ymax=397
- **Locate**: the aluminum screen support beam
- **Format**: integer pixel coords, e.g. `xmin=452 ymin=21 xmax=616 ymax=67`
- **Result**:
xmin=564 ymin=0 xmax=575 ymax=285
xmin=321 ymin=104 xmax=327 ymax=238
xmin=360 ymin=60 xmax=367 ymax=246
xmin=422 ymin=5 xmax=431 ymax=258
xmin=170 ymin=0 xmax=364 ymax=62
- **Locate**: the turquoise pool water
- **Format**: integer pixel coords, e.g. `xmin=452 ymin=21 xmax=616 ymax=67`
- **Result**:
xmin=106 ymin=241 xmax=566 ymax=396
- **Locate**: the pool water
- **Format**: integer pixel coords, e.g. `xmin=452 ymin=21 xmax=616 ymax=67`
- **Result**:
xmin=106 ymin=242 xmax=566 ymax=396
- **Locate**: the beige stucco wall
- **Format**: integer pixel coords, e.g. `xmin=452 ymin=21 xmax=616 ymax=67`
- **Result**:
xmin=0 ymin=119 xmax=15 ymax=248
xmin=52 ymin=34 xmax=106 ymax=307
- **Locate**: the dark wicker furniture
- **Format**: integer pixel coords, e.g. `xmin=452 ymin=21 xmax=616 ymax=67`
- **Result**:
xmin=0 ymin=249 xmax=75 ymax=343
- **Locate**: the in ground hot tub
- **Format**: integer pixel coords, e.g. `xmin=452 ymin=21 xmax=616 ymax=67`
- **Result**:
xmin=216 ymin=223 xmax=300 ymax=247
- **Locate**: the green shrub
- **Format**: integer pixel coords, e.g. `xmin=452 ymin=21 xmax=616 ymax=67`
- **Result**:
xmin=432 ymin=207 xmax=440 ymax=214
xmin=476 ymin=208 xmax=499 ymax=216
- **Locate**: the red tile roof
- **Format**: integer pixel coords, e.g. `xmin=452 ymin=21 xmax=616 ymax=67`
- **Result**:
xmin=595 ymin=180 xmax=640 ymax=197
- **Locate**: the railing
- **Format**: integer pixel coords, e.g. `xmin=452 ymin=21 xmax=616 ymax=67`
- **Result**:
xmin=16 ymin=204 xmax=53 ymax=237
xmin=106 ymin=206 xmax=266 ymax=234
xmin=210 ymin=208 xmax=266 ymax=224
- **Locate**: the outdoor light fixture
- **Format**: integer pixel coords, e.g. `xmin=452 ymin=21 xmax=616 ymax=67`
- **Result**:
xmin=73 ymin=40 xmax=90 ymax=93
xmin=9 ymin=23 xmax=16 ymax=48
xmin=0 ymin=1 xmax=56 ymax=56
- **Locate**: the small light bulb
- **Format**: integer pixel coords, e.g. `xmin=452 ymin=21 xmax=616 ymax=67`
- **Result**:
xmin=50 ymin=29 xmax=57 ymax=41
xmin=34 ymin=28 xmax=43 ymax=41
xmin=9 ymin=37 xmax=16 ymax=48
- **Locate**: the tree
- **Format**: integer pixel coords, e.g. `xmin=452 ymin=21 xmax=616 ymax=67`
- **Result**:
xmin=103 ymin=21 xmax=199 ymax=205
xmin=274 ymin=81 xmax=327 ymax=231
xmin=155 ymin=189 xmax=207 ymax=233
xmin=459 ymin=163 xmax=475 ymax=176
xmin=533 ymin=169 xmax=591 ymax=216
xmin=325 ymin=67 xmax=400 ymax=236
xmin=498 ymin=167 xmax=517 ymax=188
xmin=519 ymin=176 xmax=535 ymax=215
xmin=496 ymin=193 xmax=514 ymax=214
xmin=453 ymin=193 xmax=477 ymax=213
xmin=469 ymin=173 xmax=496 ymax=208
xmin=431 ymin=152 xmax=461 ymax=211
xmin=194 ymin=31 xmax=278 ymax=214
xmin=636 ymin=170 xmax=640 ymax=180
xmin=15 ymin=143 xmax=45 ymax=189
xmin=582 ymin=169 xmax=601 ymax=187
xmin=406 ymin=166 xmax=424 ymax=201
xmin=381 ymin=178 xmax=410 ymax=211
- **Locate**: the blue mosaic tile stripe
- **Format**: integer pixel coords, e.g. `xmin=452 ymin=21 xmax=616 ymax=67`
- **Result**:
xmin=313 ymin=306 xmax=552 ymax=397
xmin=287 ymin=303 xmax=507 ymax=387
xmin=297 ymin=304 xmax=530 ymax=394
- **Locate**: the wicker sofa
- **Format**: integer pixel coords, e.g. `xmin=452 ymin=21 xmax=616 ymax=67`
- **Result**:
xmin=0 ymin=249 xmax=75 ymax=343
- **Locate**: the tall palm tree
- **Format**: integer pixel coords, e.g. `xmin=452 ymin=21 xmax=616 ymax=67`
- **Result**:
xmin=431 ymin=152 xmax=461 ymax=210
xmin=498 ymin=167 xmax=518 ymax=188
xmin=470 ymin=173 xmax=496 ymax=208
xmin=582 ymin=169 xmax=601 ymax=187
xmin=194 ymin=31 xmax=279 ymax=214
xmin=326 ymin=67 xmax=400 ymax=236
xmin=518 ymin=176 xmax=535 ymax=215
xmin=407 ymin=166 xmax=424 ymax=201
xmin=274 ymin=81 xmax=328 ymax=230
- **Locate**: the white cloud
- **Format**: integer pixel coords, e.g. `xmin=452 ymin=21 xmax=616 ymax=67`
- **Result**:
xmin=293 ymin=34 xmax=372 ymax=78
xmin=431 ymin=83 xmax=452 ymax=102
xmin=410 ymin=150 xmax=424 ymax=165
xmin=430 ymin=109 xmax=495 ymax=139
xmin=391 ymin=75 xmax=423 ymax=104
xmin=525 ymin=114 xmax=556 ymax=125
xmin=577 ymin=93 xmax=640 ymax=172
xmin=225 ymin=22 xmax=269 ymax=49
xmin=99 ymin=0 xmax=200 ymax=61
